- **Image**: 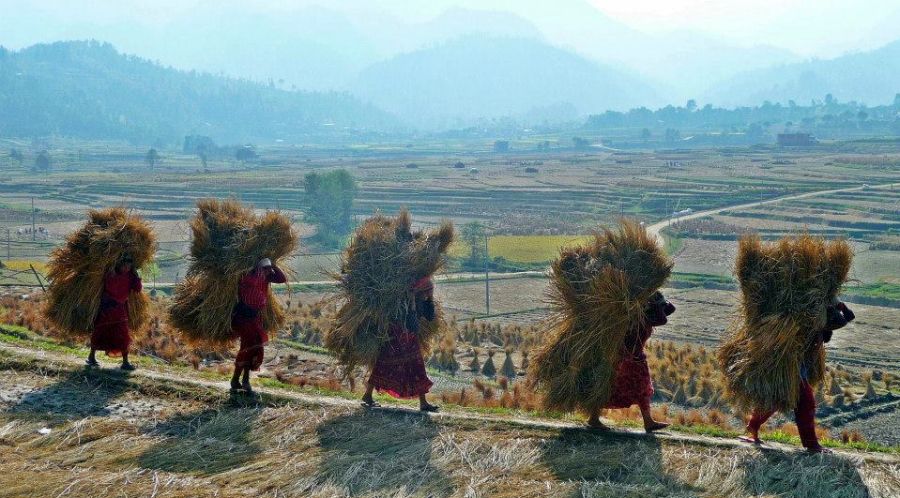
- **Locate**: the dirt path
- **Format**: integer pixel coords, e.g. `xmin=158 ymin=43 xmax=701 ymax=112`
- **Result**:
xmin=646 ymin=181 xmax=900 ymax=240
xmin=2 ymin=341 xmax=896 ymax=464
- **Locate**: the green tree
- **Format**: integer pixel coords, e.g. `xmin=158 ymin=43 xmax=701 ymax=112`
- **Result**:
xmin=139 ymin=261 xmax=161 ymax=291
xmin=145 ymin=147 xmax=159 ymax=170
xmin=747 ymin=122 xmax=764 ymax=140
xmin=9 ymin=148 xmax=23 ymax=166
xmin=304 ymin=169 xmax=357 ymax=247
xmin=235 ymin=145 xmax=258 ymax=164
xmin=493 ymin=140 xmax=510 ymax=152
xmin=34 ymin=150 xmax=50 ymax=172
xmin=461 ymin=221 xmax=486 ymax=268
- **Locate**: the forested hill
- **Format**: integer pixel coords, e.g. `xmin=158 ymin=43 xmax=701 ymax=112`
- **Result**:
xmin=0 ymin=40 xmax=397 ymax=144
xmin=706 ymin=39 xmax=900 ymax=108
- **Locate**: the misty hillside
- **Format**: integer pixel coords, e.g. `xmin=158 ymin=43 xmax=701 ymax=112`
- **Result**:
xmin=351 ymin=36 xmax=659 ymax=128
xmin=612 ymin=31 xmax=800 ymax=102
xmin=706 ymin=39 xmax=900 ymax=106
xmin=0 ymin=40 xmax=396 ymax=143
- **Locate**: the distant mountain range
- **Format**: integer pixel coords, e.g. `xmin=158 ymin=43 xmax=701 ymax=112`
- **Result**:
xmin=0 ymin=41 xmax=395 ymax=143
xmin=0 ymin=35 xmax=897 ymax=141
xmin=2 ymin=3 xmax=898 ymax=130
xmin=705 ymin=39 xmax=900 ymax=106
xmin=351 ymin=36 xmax=660 ymax=128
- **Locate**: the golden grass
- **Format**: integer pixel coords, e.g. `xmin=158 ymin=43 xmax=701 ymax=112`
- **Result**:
xmin=43 ymin=207 xmax=156 ymax=337
xmin=528 ymin=220 xmax=673 ymax=415
xmin=0 ymin=359 xmax=894 ymax=498
xmin=168 ymin=199 xmax=298 ymax=345
xmin=325 ymin=209 xmax=454 ymax=375
xmin=719 ymin=234 xmax=853 ymax=413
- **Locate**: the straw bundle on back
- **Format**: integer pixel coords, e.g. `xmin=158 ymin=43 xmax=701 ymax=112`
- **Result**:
xmin=718 ymin=234 xmax=852 ymax=413
xmin=169 ymin=199 xmax=298 ymax=344
xmin=45 ymin=207 xmax=156 ymax=336
xmin=325 ymin=209 xmax=454 ymax=375
xmin=528 ymin=220 xmax=673 ymax=415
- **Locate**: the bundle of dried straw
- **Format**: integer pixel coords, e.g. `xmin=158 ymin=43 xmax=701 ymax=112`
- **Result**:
xmin=528 ymin=220 xmax=672 ymax=415
xmin=325 ymin=209 xmax=454 ymax=375
xmin=169 ymin=199 xmax=298 ymax=344
xmin=719 ymin=234 xmax=852 ymax=413
xmin=45 ymin=207 xmax=156 ymax=336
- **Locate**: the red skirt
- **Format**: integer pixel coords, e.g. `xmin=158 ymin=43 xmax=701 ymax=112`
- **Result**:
xmin=605 ymin=356 xmax=654 ymax=409
xmin=369 ymin=324 xmax=433 ymax=399
xmin=92 ymin=302 xmax=131 ymax=356
xmin=233 ymin=315 xmax=268 ymax=371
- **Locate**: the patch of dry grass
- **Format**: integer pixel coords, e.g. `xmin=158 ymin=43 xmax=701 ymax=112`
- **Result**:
xmin=0 ymin=358 xmax=896 ymax=498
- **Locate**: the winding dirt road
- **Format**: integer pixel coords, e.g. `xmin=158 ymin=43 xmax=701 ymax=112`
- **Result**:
xmin=646 ymin=181 xmax=900 ymax=240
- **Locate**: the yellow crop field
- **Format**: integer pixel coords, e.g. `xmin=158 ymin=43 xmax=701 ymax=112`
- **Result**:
xmin=452 ymin=234 xmax=593 ymax=263
xmin=1 ymin=260 xmax=47 ymax=273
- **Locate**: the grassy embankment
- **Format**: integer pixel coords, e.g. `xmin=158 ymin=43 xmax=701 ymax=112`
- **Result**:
xmin=1 ymin=346 xmax=899 ymax=497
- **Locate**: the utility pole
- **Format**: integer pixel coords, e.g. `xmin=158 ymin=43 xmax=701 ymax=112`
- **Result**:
xmin=6 ymin=228 xmax=10 ymax=259
xmin=31 ymin=197 xmax=35 ymax=241
xmin=483 ymin=232 xmax=490 ymax=316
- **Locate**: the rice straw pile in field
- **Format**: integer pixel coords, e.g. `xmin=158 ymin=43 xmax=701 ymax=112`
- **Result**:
xmin=325 ymin=209 xmax=454 ymax=375
xmin=528 ymin=220 xmax=673 ymax=415
xmin=44 ymin=207 xmax=156 ymax=337
xmin=168 ymin=199 xmax=298 ymax=345
xmin=718 ymin=234 xmax=852 ymax=413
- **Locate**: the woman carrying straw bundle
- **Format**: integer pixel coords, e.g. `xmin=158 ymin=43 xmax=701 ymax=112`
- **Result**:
xmin=86 ymin=254 xmax=142 ymax=369
xmin=587 ymin=290 xmax=676 ymax=431
xmin=44 ymin=207 xmax=155 ymax=370
xmin=169 ymin=199 xmax=297 ymax=394
xmin=325 ymin=209 xmax=453 ymax=412
xmin=362 ymin=276 xmax=439 ymax=411
xmin=529 ymin=220 xmax=674 ymax=432
xmin=231 ymin=258 xmax=287 ymax=393
xmin=719 ymin=234 xmax=855 ymax=453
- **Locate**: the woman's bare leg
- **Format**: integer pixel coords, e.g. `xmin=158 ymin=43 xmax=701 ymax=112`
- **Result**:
xmin=640 ymin=402 xmax=669 ymax=432
xmin=419 ymin=394 xmax=439 ymax=412
xmin=86 ymin=348 xmax=98 ymax=366
xmin=121 ymin=352 xmax=135 ymax=370
xmin=587 ymin=408 xmax=609 ymax=430
xmin=241 ymin=368 xmax=253 ymax=393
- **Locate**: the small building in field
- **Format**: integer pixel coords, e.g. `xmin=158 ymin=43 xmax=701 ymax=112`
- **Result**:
xmin=777 ymin=133 xmax=817 ymax=146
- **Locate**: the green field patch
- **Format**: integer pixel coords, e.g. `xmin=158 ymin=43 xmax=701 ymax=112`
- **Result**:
xmin=451 ymin=234 xmax=594 ymax=263
xmin=842 ymin=281 xmax=900 ymax=308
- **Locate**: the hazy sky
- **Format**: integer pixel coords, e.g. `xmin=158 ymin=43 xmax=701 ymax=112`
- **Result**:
xmin=2 ymin=0 xmax=897 ymax=56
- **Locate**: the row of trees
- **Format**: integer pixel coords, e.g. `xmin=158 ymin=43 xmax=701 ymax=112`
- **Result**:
xmin=8 ymin=148 xmax=50 ymax=171
xmin=585 ymin=95 xmax=900 ymax=135
xmin=11 ymin=144 xmax=256 ymax=173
